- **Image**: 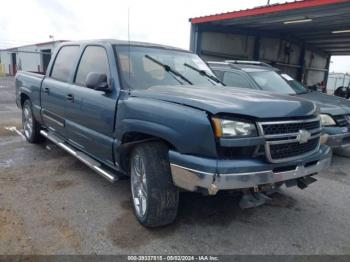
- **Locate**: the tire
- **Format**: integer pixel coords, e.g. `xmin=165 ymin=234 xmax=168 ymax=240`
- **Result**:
xmin=130 ymin=141 xmax=179 ymax=227
xmin=22 ymin=99 xmax=43 ymax=143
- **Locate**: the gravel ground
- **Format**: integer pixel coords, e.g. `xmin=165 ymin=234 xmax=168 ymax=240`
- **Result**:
xmin=0 ymin=77 xmax=350 ymax=255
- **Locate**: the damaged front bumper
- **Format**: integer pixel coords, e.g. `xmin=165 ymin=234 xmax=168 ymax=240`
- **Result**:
xmin=169 ymin=145 xmax=332 ymax=194
xmin=324 ymin=127 xmax=350 ymax=149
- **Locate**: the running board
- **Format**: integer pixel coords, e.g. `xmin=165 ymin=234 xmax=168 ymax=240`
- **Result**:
xmin=40 ymin=130 xmax=119 ymax=183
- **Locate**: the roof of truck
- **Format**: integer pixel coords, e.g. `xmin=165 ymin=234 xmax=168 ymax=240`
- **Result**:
xmin=60 ymin=39 xmax=189 ymax=52
xmin=208 ymin=61 xmax=279 ymax=72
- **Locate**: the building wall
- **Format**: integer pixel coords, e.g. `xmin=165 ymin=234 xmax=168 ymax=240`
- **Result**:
xmin=0 ymin=42 xmax=60 ymax=75
xmin=0 ymin=50 xmax=12 ymax=75
xmin=191 ymin=28 xmax=330 ymax=87
xmin=0 ymin=51 xmax=5 ymax=75
xmin=200 ymin=32 xmax=255 ymax=61
xmin=17 ymin=46 xmax=42 ymax=72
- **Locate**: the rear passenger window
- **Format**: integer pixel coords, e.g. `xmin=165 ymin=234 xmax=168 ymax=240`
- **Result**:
xmin=75 ymin=46 xmax=110 ymax=86
xmin=50 ymin=46 xmax=80 ymax=82
xmin=223 ymin=72 xmax=252 ymax=89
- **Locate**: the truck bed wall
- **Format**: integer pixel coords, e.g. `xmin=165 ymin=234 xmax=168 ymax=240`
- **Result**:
xmin=16 ymin=71 xmax=45 ymax=123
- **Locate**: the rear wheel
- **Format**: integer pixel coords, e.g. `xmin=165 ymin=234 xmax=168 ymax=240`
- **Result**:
xmin=22 ymin=99 xmax=43 ymax=143
xmin=130 ymin=142 xmax=179 ymax=227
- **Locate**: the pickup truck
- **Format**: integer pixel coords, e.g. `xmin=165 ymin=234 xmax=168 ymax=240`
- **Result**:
xmin=16 ymin=40 xmax=331 ymax=227
xmin=209 ymin=60 xmax=350 ymax=153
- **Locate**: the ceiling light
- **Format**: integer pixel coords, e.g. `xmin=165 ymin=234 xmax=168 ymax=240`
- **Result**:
xmin=332 ymin=29 xmax=350 ymax=34
xmin=283 ymin=18 xmax=312 ymax=24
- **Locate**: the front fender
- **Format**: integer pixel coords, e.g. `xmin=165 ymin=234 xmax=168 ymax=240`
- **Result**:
xmin=115 ymin=97 xmax=218 ymax=158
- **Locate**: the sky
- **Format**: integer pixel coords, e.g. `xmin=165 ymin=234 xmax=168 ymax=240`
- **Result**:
xmin=0 ymin=0 xmax=348 ymax=73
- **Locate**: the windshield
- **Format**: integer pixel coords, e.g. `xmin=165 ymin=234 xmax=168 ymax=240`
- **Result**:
xmin=114 ymin=46 xmax=220 ymax=90
xmin=248 ymin=70 xmax=307 ymax=95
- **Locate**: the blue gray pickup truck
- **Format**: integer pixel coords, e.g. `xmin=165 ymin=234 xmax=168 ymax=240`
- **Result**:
xmin=16 ymin=40 xmax=331 ymax=227
xmin=209 ymin=60 xmax=350 ymax=152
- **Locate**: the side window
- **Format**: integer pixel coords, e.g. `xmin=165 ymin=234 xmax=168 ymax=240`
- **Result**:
xmin=50 ymin=46 xmax=80 ymax=82
xmin=223 ymin=72 xmax=252 ymax=89
xmin=75 ymin=46 xmax=110 ymax=86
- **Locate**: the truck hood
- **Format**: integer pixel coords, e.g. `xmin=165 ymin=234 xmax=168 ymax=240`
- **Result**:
xmin=131 ymin=85 xmax=317 ymax=119
xmin=297 ymin=91 xmax=350 ymax=116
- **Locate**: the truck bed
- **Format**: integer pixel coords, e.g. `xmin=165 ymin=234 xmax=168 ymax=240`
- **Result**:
xmin=15 ymin=71 xmax=45 ymax=121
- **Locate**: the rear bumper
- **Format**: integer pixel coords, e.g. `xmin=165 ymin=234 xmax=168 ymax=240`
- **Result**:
xmin=169 ymin=145 xmax=332 ymax=193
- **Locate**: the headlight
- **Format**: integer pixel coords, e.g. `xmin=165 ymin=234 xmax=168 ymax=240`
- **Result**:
xmin=320 ymin=114 xmax=336 ymax=126
xmin=212 ymin=118 xmax=257 ymax=137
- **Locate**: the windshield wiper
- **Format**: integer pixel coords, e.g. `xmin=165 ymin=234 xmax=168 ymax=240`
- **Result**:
xmin=144 ymin=55 xmax=193 ymax=85
xmin=183 ymin=63 xmax=225 ymax=86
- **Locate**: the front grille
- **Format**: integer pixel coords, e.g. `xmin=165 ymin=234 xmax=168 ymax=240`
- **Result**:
xmin=262 ymin=120 xmax=320 ymax=135
xmin=218 ymin=146 xmax=256 ymax=159
xmin=333 ymin=115 xmax=349 ymax=127
xmin=259 ymin=117 xmax=321 ymax=163
xmin=269 ymin=138 xmax=319 ymax=160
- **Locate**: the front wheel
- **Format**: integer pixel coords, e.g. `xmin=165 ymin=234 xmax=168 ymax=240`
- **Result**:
xmin=130 ymin=142 xmax=179 ymax=227
xmin=22 ymin=99 xmax=43 ymax=143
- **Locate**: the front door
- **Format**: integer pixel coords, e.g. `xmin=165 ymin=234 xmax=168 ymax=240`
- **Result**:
xmin=65 ymin=45 xmax=117 ymax=166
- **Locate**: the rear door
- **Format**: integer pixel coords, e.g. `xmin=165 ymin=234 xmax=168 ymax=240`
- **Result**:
xmin=65 ymin=45 xmax=117 ymax=165
xmin=41 ymin=45 xmax=80 ymax=136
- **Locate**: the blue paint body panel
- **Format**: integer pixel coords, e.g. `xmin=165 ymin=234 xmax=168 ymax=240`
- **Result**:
xmin=15 ymin=39 xmax=326 ymax=175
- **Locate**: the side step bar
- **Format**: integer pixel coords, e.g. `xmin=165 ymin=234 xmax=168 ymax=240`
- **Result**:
xmin=40 ymin=130 xmax=119 ymax=182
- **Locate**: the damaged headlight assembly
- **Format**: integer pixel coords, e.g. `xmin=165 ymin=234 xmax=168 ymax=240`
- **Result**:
xmin=212 ymin=117 xmax=257 ymax=138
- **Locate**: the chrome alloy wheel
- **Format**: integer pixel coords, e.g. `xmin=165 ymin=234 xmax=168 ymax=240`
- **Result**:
xmin=131 ymin=153 xmax=148 ymax=217
xmin=23 ymin=103 xmax=33 ymax=139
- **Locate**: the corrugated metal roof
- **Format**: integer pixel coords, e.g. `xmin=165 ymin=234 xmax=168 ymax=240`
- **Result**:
xmin=190 ymin=0 xmax=350 ymax=24
xmin=190 ymin=0 xmax=350 ymax=55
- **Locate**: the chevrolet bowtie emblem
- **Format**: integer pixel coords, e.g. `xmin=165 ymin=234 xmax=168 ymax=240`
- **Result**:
xmin=297 ymin=129 xmax=311 ymax=144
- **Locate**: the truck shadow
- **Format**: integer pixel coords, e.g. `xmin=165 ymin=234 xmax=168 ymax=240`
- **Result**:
xmin=107 ymin=189 xmax=298 ymax=249
xmin=176 ymin=190 xmax=297 ymax=226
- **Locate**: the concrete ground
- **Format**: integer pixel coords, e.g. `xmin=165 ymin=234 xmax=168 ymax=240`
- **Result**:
xmin=1 ymin=77 xmax=350 ymax=255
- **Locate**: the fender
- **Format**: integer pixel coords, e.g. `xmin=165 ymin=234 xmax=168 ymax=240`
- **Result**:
xmin=114 ymin=97 xmax=218 ymax=158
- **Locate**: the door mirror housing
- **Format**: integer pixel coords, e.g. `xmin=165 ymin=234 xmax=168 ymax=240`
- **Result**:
xmin=85 ymin=72 xmax=111 ymax=92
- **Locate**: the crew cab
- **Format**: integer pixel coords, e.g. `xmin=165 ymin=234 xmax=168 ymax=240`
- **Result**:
xmin=16 ymin=40 xmax=331 ymax=227
xmin=209 ymin=60 xmax=350 ymax=153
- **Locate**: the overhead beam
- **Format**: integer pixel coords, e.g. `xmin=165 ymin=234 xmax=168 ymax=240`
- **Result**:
xmin=331 ymin=51 xmax=350 ymax=55
xmin=313 ymin=43 xmax=350 ymax=48
xmin=307 ymin=38 xmax=350 ymax=44
xmin=324 ymin=48 xmax=350 ymax=51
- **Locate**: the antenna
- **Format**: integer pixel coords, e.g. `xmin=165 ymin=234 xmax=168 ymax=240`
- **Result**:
xmin=127 ymin=7 xmax=131 ymax=84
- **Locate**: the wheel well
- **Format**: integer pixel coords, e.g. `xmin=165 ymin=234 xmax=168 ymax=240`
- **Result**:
xmin=119 ymin=132 xmax=176 ymax=172
xmin=20 ymin=93 xmax=30 ymax=107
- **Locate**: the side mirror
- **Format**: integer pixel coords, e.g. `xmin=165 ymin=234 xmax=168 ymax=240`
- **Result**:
xmin=85 ymin=72 xmax=111 ymax=92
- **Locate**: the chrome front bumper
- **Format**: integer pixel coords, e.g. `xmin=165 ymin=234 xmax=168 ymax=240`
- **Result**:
xmin=170 ymin=146 xmax=332 ymax=194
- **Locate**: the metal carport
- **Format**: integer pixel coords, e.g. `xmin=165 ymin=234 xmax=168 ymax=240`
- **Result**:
xmin=189 ymin=0 xmax=350 ymax=86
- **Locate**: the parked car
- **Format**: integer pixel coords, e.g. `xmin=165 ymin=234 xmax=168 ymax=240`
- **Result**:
xmin=209 ymin=60 xmax=350 ymax=152
xmin=334 ymin=86 xmax=350 ymax=99
xmin=16 ymin=40 xmax=331 ymax=227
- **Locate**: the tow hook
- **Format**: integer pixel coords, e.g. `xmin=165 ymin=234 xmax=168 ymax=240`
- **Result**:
xmin=208 ymin=174 xmax=219 ymax=195
xmin=208 ymin=183 xmax=219 ymax=195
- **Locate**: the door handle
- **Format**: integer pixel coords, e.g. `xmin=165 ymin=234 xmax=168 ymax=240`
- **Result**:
xmin=43 ymin=87 xmax=50 ymax=94
xmin=66 ymin=94 xmax=74 ymax=102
